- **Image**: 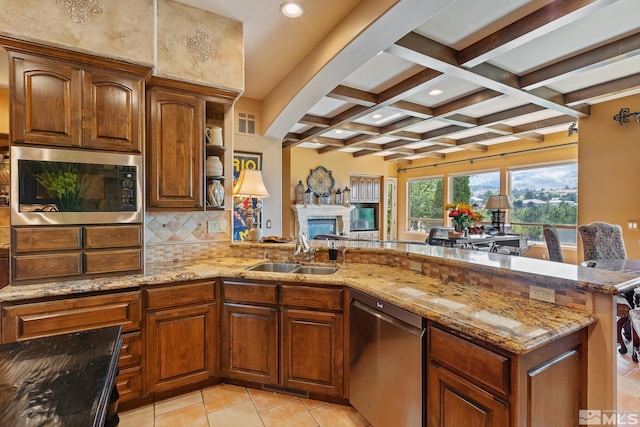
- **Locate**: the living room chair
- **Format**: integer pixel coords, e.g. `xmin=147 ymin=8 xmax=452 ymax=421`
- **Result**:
xmin=542 ymin=224 xmax=563 ymax=262
xmin=579 ymin=221 xmax=632 ymax=354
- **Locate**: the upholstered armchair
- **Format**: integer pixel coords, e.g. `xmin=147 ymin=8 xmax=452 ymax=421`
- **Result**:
xmin=579 ymin=221 xmax=631 ymax=354
xmin=578 ymin=221 xmax=627 ymax=260
xmin=542 ymin=224 xmax=563 ymax=262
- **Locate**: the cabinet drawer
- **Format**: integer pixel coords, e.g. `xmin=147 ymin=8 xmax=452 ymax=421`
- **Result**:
xmin=13 ymin=253 xmax=82 ymax=281
xmin=13 ymin=226 xmax=81 ymax=252
xmin=117 ymin=365 xmax=143 ymax=403
xmin=119 ymin=331 xmax=142 ymax=368
xmin=84 ymin=225 xmax=142 ymax=249
xmin=2 ymin=291 xmax=142 ymax=342
xmin=146 ymin=281 xmax=215 ymax=311
xmin=281 ymin=285 xmax=343 ymax=311
xmin=429 ymin=326 xmax=510 ymax=395
xmin=85 ymin=249 xmax=142 ymax=274
xmin=223 ymin=281 xmax=278 ymax=305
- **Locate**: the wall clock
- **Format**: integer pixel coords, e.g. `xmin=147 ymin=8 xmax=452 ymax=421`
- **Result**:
xmin=307 ymin=166 xmax=335 ymax=196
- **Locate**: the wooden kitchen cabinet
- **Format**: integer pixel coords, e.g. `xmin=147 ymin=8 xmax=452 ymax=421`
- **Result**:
xmin=0 ymin=290 xmax=144 ymax=403
xmin=9 ymin=51 xmax=144 ymax=152
xmin=427 ymin=325 xmax=586 ymax=427
xmin=221 ymin=280 xmax=279 ymax=384
xmin=220 ymin=279 xmax=346 ymax=398
xmin=281 ymin=285 xmax=344 ymax=396
xmin=147 ymin=87 xmax=204 ymax=209
xmin=350 ymin=176 xmax=380 ymax=203
xmin=282 ymin=308 xmax=344 ymax=396
xmin=145 ymin=281 xmax=217 ymax=394
xmin=12 ymin=224 xmax=143 ymax=283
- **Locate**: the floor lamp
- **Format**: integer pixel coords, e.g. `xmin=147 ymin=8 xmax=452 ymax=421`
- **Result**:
xmin=486 ymin=195 xmax=513 ymax=235
xmin=233 ymin=169 xmax=270 ymax=241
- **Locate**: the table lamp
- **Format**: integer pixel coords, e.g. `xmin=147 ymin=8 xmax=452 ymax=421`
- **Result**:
xmin=485 ymin=195 xmax=513 ymax=235
xmin=233 ymin=169 xmax=270 ymax=241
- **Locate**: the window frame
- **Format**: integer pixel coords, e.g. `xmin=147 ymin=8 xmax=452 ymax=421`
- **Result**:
xmin=507 ymin=161 xmax=578 ymax=245
xmin=406 ymin=175 xmax=445 ymax=234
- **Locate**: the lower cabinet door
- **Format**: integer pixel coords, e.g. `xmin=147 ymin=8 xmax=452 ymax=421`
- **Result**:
xmin=281 ymin=308 xmax=344 ymax=397
xmin=427 ymin=362 xmax=509 ymax=427
xmin=146 ymin=303 xmax=216 ymax=393
xmin=221 ymin=303 xmax=278 ymax=385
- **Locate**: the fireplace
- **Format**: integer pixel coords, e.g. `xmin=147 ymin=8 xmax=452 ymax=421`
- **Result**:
xmin=291 ymin=204 xmax=355 ymax=238
xmin=308 ymin=218 xmax=337 ymax=239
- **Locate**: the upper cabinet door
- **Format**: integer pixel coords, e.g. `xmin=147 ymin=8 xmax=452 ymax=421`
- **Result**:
xmin=11 ymin=55 xmax=82 ymax=147
xmin=147 ymin=88 xmax=204 ymax=209
xmin=83 ymin=70 xmax=144 ymax=152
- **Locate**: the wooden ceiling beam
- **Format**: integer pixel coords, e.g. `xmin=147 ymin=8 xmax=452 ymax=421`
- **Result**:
xmin=308 ymin=136 xmax=346 ymax=147
xmin=376 ymin=68 xmax=443 ymax=104
xmin=338 ymin=122 xmax=380 ymax=135
xmin=388 ymin=100 xmax=434 ymax=118
xmin=457 ymin=0 xmax=614 ymax=67
xmin=388 ymin=32 xmax=589 ymax=118
xmin=520 ymin=31 xmax=640 ymax=89
xmin=299 ymin=114 xmax=331 ymax=127
xmin=328 ymin=85 xmax=377 ymax=106
xmin=512 ymin=115 xmax=575 ymax=133
xmin=564 ymin=72 xmax=640 ymax=105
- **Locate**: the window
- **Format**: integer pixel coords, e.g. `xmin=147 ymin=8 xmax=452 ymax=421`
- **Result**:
xmin=508 ymin=162 xmax=577 ymax=243
xmin=237 ymin=110 xmax=257 ymax=135
xmin=450 ymin=171 xmax=500 ymax=213
xmin=407 ymin=177 xmax=444 ymax=232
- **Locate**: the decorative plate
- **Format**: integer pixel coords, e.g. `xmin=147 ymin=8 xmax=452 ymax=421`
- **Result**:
xmin=307 ymin=166 xmax=335 ymax=197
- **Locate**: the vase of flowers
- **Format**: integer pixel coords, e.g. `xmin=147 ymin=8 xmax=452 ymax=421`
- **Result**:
xmin=445 ymin=203 xmax=482 ymax=235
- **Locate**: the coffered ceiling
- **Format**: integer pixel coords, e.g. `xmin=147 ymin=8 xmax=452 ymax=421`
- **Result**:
xmin=182 ymin=0 xmax=640 ymax=164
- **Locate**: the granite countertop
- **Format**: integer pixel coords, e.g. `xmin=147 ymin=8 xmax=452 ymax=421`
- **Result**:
xmin=0 ymin=253 xmax=596 ymax=355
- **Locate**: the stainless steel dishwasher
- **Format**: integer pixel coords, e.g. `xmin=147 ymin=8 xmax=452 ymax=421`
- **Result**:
xmin=349 ymin=288 xmax=426 ymax=427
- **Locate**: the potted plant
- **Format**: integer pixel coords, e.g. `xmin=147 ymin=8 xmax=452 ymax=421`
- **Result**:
xmin=36 ymin=162 xmax=88 ymax=211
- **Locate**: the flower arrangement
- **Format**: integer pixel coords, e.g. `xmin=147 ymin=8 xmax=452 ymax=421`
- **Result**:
xmin=445 ymin=202 xmax=483 ymax=231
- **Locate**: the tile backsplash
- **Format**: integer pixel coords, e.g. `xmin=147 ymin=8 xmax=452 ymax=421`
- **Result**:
xmin=145 ymin=210 xmax=231 ymax=263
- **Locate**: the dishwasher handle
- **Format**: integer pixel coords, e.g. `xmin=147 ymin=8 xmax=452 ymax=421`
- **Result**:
xmin=352 ymin=300 xmax=425 ymax=337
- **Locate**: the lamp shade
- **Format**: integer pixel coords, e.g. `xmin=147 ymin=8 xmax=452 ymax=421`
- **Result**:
xmin=485 ymin=195 xmax=513 ymax=210
xmin=233 ymin=169 xmax=270 ymax=198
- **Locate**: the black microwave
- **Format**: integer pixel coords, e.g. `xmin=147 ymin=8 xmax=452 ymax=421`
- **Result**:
xmin=11 ymin=146 xmax=143 ymax=225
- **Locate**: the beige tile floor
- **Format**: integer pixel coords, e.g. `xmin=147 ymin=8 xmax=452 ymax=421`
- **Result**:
xmin=616 ymin=336 xmax=640 ymax=414
xmin=120 ymin=336 xmax=640 ymax=427
xmin=118 ymin=383 xmax=372 ymax=427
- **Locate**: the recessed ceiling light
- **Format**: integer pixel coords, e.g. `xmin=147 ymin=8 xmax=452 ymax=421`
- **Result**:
xmin=280 ymin=2 xmax=303 ymax=18
xmin=429 ymin=89 xmax=444 ymax=96
xmin=335 ymin=130 xmax=343 ymax=134
xmin=372 ymin=113 xmax=384 ymax=120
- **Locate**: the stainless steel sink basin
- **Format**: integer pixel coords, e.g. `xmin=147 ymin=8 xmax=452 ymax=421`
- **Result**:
xmin=246 ymin=262 xmax=300 ymax=273
xmin=293 ymin=265 xmax=339 ymax=275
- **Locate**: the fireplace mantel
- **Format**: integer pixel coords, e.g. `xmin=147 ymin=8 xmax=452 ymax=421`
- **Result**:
xmin=292 ymin=204 xmax=355 ymax=237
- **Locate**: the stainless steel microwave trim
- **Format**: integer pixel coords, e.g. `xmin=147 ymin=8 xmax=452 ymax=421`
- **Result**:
xmin=10 ymin=146 xmax=144 ymax=225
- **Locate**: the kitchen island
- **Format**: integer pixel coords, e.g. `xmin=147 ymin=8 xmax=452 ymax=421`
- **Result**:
xmin=0 ymin=241 xmax=631 ymax=423
xmin=0 ymin=325 xmax=122 ymax=427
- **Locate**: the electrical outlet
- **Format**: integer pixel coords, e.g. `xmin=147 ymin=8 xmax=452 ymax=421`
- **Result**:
xmin=207 ymin=220 xmax=225 ymax=233
xmin=529 ymin=285 xmax=555 ymax=303
xmin=409 ymin=261 xmax=422 ymax=273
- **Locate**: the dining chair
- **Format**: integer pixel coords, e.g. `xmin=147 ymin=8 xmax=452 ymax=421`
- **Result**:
xmin=579 ymin=221 xmax=631 ymax=354
xmin=578 ymin=221 xmax=627 ymax=260
xmin=542 ymin=224 xmax=563 ymax=262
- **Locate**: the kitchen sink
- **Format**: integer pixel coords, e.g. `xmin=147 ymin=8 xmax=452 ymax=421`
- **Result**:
xmin=246 ymin=262 xmax=339 ymax=275
xmin=246 ymin=262 xmax=300 ymax=273
xmin=293 ymin=265 xmax=339 ymax=275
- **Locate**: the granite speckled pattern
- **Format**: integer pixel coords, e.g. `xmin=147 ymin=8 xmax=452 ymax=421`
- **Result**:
xmin=0 ymin=249 xmax=596 ymax=355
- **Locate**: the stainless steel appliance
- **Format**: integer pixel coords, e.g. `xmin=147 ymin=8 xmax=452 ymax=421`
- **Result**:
xmin=349 ymin=288 xmax=425 ymax=427
xmin=11 ymin=146 xmax=143 ymax=225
